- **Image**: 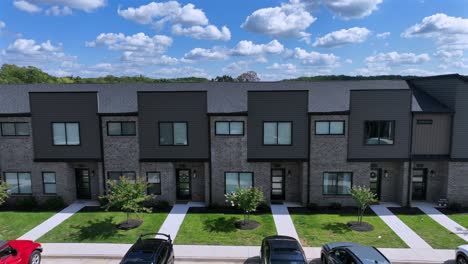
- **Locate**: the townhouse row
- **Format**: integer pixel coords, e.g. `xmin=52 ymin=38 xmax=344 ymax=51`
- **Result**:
xmin=1 ymin=74 xmax=468 ymax=207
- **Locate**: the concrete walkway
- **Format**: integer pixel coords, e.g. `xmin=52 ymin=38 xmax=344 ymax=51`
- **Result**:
xmin=156 ymin=202 xmax=206 ymax=240
xmin=414 ymin=202 xmax=468 ymax=242
xmin=270 ymin=204 xmax=300 ymax=241
xmin=370 ymin=204 xmax=432 ymax=249
xmin=18 ymin=200 xmax=98 ymax=241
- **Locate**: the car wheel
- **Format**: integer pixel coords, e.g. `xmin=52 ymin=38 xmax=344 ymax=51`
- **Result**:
xmin=321 ymin=254 xmax=328 ymax=264
xmin=458 ymin=255 xmax=468 ymax=264
xmin=29 ymin=250 xmax=41 ymax=264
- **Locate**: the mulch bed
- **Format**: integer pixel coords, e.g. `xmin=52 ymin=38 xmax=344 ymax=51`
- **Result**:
xmin=288 ymin=206 xmax=376 ymax=216
xmin=189 ymin=206 xmax=270 ymax=215
xmin=347 ymin=221 xmax=374 ymax=232
xmin=235 ymin=220 xmax=261 ymax=230
xmin=116 ymin=219 xmax=143 ymax=230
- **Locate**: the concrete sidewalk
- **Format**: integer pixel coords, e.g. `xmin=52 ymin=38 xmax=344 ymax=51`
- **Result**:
xmin=156 ymin=202 xmax=206 ymax=240
xmin=270 ymin=204 xmax=300 ymax=241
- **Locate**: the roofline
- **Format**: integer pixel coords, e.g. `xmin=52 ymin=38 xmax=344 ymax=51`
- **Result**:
xmin=407 ymin=73 xmax=466 ymax=82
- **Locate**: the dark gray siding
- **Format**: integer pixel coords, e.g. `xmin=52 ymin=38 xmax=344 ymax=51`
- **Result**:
xmin=412 ymin=114 xmax=451 ymax=155
xmin=138 ymin=92 xmax=208 ymax=160
xmin=29 ymin=92 xmax=101 ymax=160
xmin=453 ymin=81 xmax=468 ymax=158
xmin=247 ymin=91 xmax=308 ymax=160
xmin=348 ymin=90 xmax=411 ymax=160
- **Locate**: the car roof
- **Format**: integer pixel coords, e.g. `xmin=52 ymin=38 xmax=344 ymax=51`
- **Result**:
xmin=346 ymin=245 xmax=389 ymax=263
xmin=265 ymin=236 xmax=300 ymax=248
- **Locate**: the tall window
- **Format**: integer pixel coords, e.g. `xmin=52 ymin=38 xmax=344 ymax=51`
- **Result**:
xmin=159 ymin=122 xmax=188 ymax=145
xmin=315 ymin=121 xmax=345 ymax=135
xmin=215 ymin=121 xmax=244 ymax=135
xmin=42 ymin=172 xmax=57 ymax=194
xmin=52 ymin=122 xmax=80 ymax=145
xmin=107 ymin=121 xmax=136 ymax=136
xmin=107 ymin=171 xmax=136 ymax=183
xmin=147 ymin=172 xmax=161 ymax=195
xmin=263 ymin=122 xmax=292 ymax=145
xmin=4 ymin=172 xmax=32 ymax=194
xmin=225 ymin=172 xmax=253 ymax=193
xmin=1 ymin=122 xmax=30 ymax=136
xmin=323 ymin=172 xmax=352 ymax=195
xmin=365 ymin=121 xmax=394 ymax=145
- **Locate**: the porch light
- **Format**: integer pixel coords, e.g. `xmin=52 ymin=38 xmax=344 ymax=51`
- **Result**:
xmin=193 ymin=170 xmax=197 ymax=179
xmin=430 ymin=170 xmax=435 ymax=177
xmin=287 ymin=170 xmax=291 ymax=177
xmin=383 ymin=170 xmax=389 ymax=178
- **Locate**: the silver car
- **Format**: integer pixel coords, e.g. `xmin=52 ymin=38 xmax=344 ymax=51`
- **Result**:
xmin=456 ymin=245 xmax=468 ymax=264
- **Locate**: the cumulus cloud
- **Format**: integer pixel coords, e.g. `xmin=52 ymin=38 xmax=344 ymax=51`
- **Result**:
xmin=222 ymin=61 xmax=250 ymax=75
xmin=231 ymin=40 xmax=284 ymax=56
xmin=154 ymin=66 xmax=210 ymax=78
xmin=313 ymin=27 xmax=371 ymax=48
xmin=292 ymin=47 xmax=340 ymax=66
xmin=13 ymin=0 xmax=105 ymax=14
xmin=0 ymin=21 xmax=5 ymax=30
xmin=13 ymin=0 xmax=42 ymax=13
xmin=321 ymin=0 xmax=383 ymax=19
xmin=183 ymin=47 xmax=229 ymax=61
xmin=267 ymin=63 xmax=297 ymax=74
xmin=376 ymin=32 xmax=390 ymax=39
xmin=171 ymin=24 xmax=231 ymax=41
xmin=365 ymin=51 xmax=430 ymax=66
xmin=45 ymin=5 xmax=72 ymax=16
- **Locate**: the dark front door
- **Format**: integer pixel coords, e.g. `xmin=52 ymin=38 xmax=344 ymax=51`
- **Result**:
xmin=412 ymin=169 xmax=427 ymax=200
xmin=369 ymin=168 xmax=382 ymax=200
xmin=75 ymin=168 xmax=91 ymax=199
xmin=271 ymin=169 xmax=285 ymax=200
xmin=176 ymin=169 xmax=191 ymax=200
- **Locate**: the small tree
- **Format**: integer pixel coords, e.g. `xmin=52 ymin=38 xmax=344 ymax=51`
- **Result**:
xmin=236 ymin=71 xmax=260 ymax=82
xmin=101 ymin=177 xmax=152 ymax=224
xmin=0 ymin=181 xmax=9 ymax=207
xmin=350 ymin=186 xmax=378 ymax=224
xmin=225 ymin=187 xmax=264 ymax=224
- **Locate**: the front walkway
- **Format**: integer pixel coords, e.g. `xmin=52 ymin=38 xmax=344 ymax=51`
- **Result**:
xmin=270 ymin=204 xmax=300 ymax=241
xmin=414 ymin=202 xmax=468 ymax=242
xmin=370 ymin=204 xmax=432 ymax=249
xmin=156 ymin=202 xmax=206 ymax=240
xmin=18 ymin=200 xmax=98 ymax=241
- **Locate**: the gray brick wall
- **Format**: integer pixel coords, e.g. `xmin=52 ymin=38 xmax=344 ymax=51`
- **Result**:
xmin=447 ymin=162 xmax=468 ymax=204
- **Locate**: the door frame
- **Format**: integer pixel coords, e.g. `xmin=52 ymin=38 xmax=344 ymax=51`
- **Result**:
xmin=75 ymin=168 xmax=91 ymax=199
xmin=412 ymin=168 xmax=428 ymax=201
xmin=176 ymin=168 xmax=192 ymax=200
xmin=369 ymin=168 xmax=382 ymax=200
xmin=271 ymin=168 xmax=286 ymax=201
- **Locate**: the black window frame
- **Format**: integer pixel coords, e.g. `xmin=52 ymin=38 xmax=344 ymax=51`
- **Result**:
xmin=322 ymin=172 xmax=353 ymax=196
xmin=314 ymin=120 xmax=345 ymax=135
xmin=214 ymin=121 xmax=245 ymax=136
xmin=417 ymin=119 xmax=433 ymax=125
xmin=51 ymin=122 xmax=81 ymax=146
xmin=224 ymin=171 xmax=254 ymax=194
xmin=262 ymin=121 xmax=293 ymax=146
xmin=146 ymin=171 xmax=162 ymax=195
xmin=158 ymin=121 xmax=189 ymax=146
xmin=107 ymin=171 xmax=136 ymax=183
xmin=364 ymin=120 xmax=395 ymax=145
xmin=3 ymin=171 xmax=32 ymax=195
xmin=0 ymin=122 xmax=30 ymax=136
xmin=42 ymin=171 xmax=57 ymax=195
xmin=106 ymin=121 xmax=137 ymax=136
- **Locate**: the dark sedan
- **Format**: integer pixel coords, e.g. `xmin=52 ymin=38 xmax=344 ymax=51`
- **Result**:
xmin=120 ymin=233 xmax=174 ymax=264
xmin=321 ymin=242 xmax=391 ymax=264
xmin=260 ymin=235 xmax=308 ymax=264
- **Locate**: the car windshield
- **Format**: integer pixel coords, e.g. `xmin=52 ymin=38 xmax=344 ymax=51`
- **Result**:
xmin=121 ymin=251 xmax=154 ymax=264
xmin=271 ymin=248 xmax=306 ymax=264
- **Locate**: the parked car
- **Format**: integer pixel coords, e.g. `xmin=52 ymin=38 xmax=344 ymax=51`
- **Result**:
xmin=0 ymin=240 xmax=42 ymax=264
xmin=321 ymin=242 xmax=391 ymax=264
xmin=456 ymin=245 xmax=468 ymax=264
xmin=260 ymin=235 xmax=308 ymax=264
xmin=120 ymin=233 xmax=174 ymax=264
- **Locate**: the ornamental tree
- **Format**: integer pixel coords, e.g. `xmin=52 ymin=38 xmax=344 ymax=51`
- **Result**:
xmin=350 ymin=186 xmax=378 ymax=224
xmin=225 ymin=187 xmax=264 ymax=224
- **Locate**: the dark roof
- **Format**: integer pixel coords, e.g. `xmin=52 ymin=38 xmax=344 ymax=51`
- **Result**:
xmin=411 ymin=86 xmax=453 ymax=113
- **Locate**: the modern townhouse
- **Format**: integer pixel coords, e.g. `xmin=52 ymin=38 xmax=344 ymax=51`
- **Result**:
xmin=0 ymin=74 xmax=467 ymax=207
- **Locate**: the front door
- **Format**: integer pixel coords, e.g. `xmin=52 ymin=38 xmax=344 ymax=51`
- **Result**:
xmin=369 ymin=169 xmax=382 ymax=200
xmin=75 ymin=168 xmax=91 ymax=199
xmin=412 ymin=168 xmax=427 ymax=200
xmin=271 ymin=169 xmax=285 ymax=200
xmin=176 ymin=169 xmax=191 ymax=200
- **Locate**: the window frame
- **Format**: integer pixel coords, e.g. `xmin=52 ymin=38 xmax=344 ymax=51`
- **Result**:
xmin=3 ymin=171 xmax=32 ymax=195
xmin=146 ymin=171 xmax=162 ymax=195
xmin=364 ymin=120 xmax=395 ymax=146
xmin=42 ymin=171 xmax=57 ymax=195
xmin=322 ymin=172 xmax=353 ymax=196
xmin=107 ymin=171 xmax=137 ymax=183
xmin=262 ymin=121 xmax=293 ymax=146
xmin=106 ymin=121 xmax=137 ymax=136
xmin=158 ymin=121 xmax=189 ymax=146
xmin=214 ymin=121 xmax=245 ymax=136
xmin=0 ymin=122 xmax=30 ymax=136
xmin=51 ymin=122 xmax=81 ymax=146
xmin=224 ymin=171 xmax=254 ymax=194
xmin=314 ymin=120 xmax=345 ymax=135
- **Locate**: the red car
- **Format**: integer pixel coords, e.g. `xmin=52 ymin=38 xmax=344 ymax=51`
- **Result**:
xmin=0 ymin=240 xmax=42 ymax=264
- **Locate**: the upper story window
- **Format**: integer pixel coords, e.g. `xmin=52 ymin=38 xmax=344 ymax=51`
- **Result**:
xmin=52 ymin=122 xmax=80 ymax=145
xmin=1 ymin=122 xmax=30 ymax=136
xmin=315 ymin=121 xmax=345 ymax=135
xmin=4 ymin=172 xmax=32 ymax=194
xmin=365 ymin=121 xmax=394 ymax=145
xmin=107 ymin=121 xmax=136 ymax=136
xmin=215 ymin=121 xmax=244 ymax=135
xmin=107 ymin=171 xmax=136 ymax=183
xmin=263 ymin=122 xmax=292 ymax=145
xmin=225 ymin=172 xmax=253 ymax=194
xmin=417 ymin=119 xmax=433 ymax=125
xmin=159 ymin=122 xmax=188 ymax=146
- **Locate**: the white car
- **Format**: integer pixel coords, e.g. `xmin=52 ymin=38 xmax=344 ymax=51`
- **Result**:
xmin=456 ymin=245 xmax=468 ymax=264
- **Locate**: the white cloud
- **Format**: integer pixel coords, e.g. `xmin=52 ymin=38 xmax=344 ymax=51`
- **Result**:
xmin=13 ymin=1 xmax=42 ymax=13
xmin=45 ymin=5 xmax=72 ymax=16
xmin=171 ymin=24 xmax=231 ymax=41
xmin=6 ymin=39 xmax=61 ymax=55
xmin=231 ymin=40 xmax=284 ymax=56
xmin=313 ymin=27 xmax=371 ymax=48
xmin=376 ymin=32 xmax=390 ymax=39
xmin=267 ymin=63 xmax=297 ymax=73
xmin=293 ymin=47 xmax=340 ymax=66
xmin=0 ymin=21 xmax=5 ymax=30
xmin=399 ymin=68 xmax=437 ymax=76
xmin=365 ymin=51 xmax=430 ymax=66
xmin=154 ymin=66 xmax=210 ymax=78
xmin=222 ymin=61 xmax=249 ymax=75
xmin=321 ymin=0 xmax=383 ymax=19
xmin=183 ymin=47 xmax=229 ymax=61
xmin=13 ymin=0 xmax=105 ymax=14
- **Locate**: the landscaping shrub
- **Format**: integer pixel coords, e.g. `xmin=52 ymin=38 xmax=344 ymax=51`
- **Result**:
xmin=17 ymin=196 xmax=38 ymax=210
xmin=329 ymin=202 xmax=342 ymax=210
xmin=448 ymin=202 xmax=462 ymax=212
xmin=307 ymin=203 xmax=319 ymax=211
xmin=0 ymin=181 xmax=9 ymax=207
xmin=42 ymin=196 xmax=65 ymax=210
xmin=156 ymin=200 xmax=171 ymax=211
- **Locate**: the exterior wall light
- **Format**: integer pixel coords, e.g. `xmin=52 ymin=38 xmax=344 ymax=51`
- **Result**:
xmin=287 ymin=170 xmax=292 ymax=177
xmin=193 ymin=170 xmax=197 ymax=179
xmin=383 ymin=170 xmax=389 ymax=178
xmin=430 ymin=170 xmax=435 ymax=177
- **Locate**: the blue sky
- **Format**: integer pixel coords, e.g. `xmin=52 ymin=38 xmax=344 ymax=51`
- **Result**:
xmin=1 ymin=0 xmax=468 ymax=80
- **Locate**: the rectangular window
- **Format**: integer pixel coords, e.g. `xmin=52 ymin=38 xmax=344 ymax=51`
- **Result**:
xmin=4 ymin=172 xmax=32 ymax=194
xmin=417 ymin=119 xmax=433 ymax=125
xmin=159 ymin=122 xmax=188 ymax=145
xmin=215 ymin=121 xmax=244 ymax=135
xmin=52 ymin=122 xmax=80 ymax=145
xmin=107 ymin=121 xmax=136 ymax=136
xmin=1 ymin=122 xmax=30 ymax=136
xmin=107 ymin=171 xmax=136 ymax=183
xmin=147 ymin=172 xmax=161 ymax=195
xmin=315 ymin=121 xmax=345 ymax=135
xmin=323 ymin=172 xmax=352 ymax=195
xmin=365 ymin=121 xmax=394 ymax=145
xmin=263 ymin=122 xmax=292 ymax=145
xmin=225 ymin=172 xmax=253 ymax=193
xmin=42 ymin=172 xmax=57 ymax=194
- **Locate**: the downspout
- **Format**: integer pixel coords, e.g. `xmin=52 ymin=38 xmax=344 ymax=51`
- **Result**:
xmin=208 ymin=115 xmax=212 ymax=205
xmin=307 ymin=114 xmax=311 ymax=205
xmin=98 ymin=115 xmax=106 ymax=195
xmin=406 ymin=90 xmax=414 ymax=207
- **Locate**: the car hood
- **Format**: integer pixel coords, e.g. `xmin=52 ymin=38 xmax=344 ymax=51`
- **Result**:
xmin=9 ymin=240 xmax=41 ymax=252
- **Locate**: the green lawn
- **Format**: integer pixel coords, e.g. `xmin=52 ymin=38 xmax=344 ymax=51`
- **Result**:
xmin=446 ymin=213 xmax=468 ymax=229
xmin=0 ymin=211 xmax=56 ymax=240
xmin=289 ymin=208 xmax=407 ymax=248
xmin=390 ymin=207 xmax=466 ymax=249
xmin=175 ymin=209 xmax=277 ymax=245
xmin=38 ymin=207 xmax=169 ymax=243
